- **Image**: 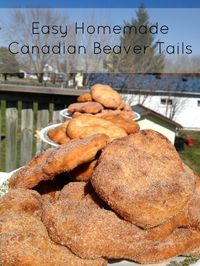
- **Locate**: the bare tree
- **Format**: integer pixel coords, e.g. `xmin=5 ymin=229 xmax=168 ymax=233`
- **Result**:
xmin=168 ymin=97 xmax=187 ymax=120
xmin=6 ymin=9 xmax=70 ymax=83
xmin=165 ymin=55 xmax=200 ymax=74
xmin=75 ymin=14 xmax=112 ymax=86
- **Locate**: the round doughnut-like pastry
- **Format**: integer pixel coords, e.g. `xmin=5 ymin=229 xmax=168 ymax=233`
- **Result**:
xmin=77 ymin=93 xmax=92 ymax=102
xmin=91 ymin=130 xmax=195 ymax=228
xmin=91 ymin=84 xmax=123 ymax=109
xmin=67 ymin=115 xmax=127 ymax=140
xmin=68 ymin=102 xmax=103 ymax=114
xmin=47 ymin=121 xmax=70 ymax=144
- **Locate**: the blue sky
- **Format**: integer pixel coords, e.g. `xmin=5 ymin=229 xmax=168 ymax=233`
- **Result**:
xmin=0 ymin=0 xmax=199 ymax=8
xmin=0 ymin=8 xmax=199 ymax=56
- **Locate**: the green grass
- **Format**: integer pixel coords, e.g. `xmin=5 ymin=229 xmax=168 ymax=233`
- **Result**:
xmin=179 ymin=131 xmax=200 ymax=175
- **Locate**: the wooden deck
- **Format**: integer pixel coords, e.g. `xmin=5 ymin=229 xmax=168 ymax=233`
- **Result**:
xmin=0 ymin=84 xmax=89 ymax=172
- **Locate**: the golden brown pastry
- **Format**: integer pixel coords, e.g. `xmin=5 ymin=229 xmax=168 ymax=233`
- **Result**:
xmin=69 ymin=160 xmax=98 ymax=181
xmin=92 ymin=130 xmax=195 ymax=228
xmin=42 ymin=198 xmax=200 ymax=264
xmin=67 ymin=115 xmax=127 ymax=140
xmin=68 ymin=102 xmax=103 ymax=114
xmin=9 ymin=134 xmax=109 ymax=189
xmin=0 ymin=213 xmax=106 ymax=266
xmin=47 ymin=121 xmax=70 ymax=145
xmin=0 ymin=188 xmax=42 ymax=217
xmin=91 ymin=84 xmax=123 ymax=109
xmin=77 ymin=93 xmax=93 ymax=102
xmin=96 ymin=114 xmax=140 ymax=134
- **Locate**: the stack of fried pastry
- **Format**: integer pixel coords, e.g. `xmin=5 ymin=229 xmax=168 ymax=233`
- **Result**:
xmin=48 ymin=114 xmax=139 ymax=144
xmin=48 ymin=84 xmax=139 ymax=144
xmin=1 ymin=130 xmax=200 ymax=265
xmin=68 ymin=83 xmax=135 ymax=119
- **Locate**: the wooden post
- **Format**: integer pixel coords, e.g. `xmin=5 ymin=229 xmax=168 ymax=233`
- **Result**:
xmin=0 ymin=86 xmax=81 ymax=171
xmin=20 ymin=102 xmax=33 ymax=166
xmin=5 ymin=101 xmax=18 ymax=172
xmin=36 ymin=102 xmax=50 ymax=154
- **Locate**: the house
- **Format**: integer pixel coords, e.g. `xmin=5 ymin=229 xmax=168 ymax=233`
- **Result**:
xmin=132 ymin=104 xmax=182 ymax=143
xmin=124 ymin=90 xmax=200 ymax=131
xmin=88 ymin=73 xmax=200 ymax=130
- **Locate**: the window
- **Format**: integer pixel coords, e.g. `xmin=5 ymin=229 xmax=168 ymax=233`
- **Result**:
xmin=161 ymin=99 xmax=166 ymax=105
xmin=167 ymin=99 xmax=173 ymax=105
xmin=160 ymin=98 xmax=173 ymax=105
xmin=198 ymin=100 xmax=200 ymax=107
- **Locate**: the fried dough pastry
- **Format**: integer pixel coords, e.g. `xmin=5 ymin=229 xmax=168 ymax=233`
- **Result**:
xmin=0 ymin=188 xmax=42 ymax=217
xmin=70 ymin=160 xmax=98 ymax=181
xmin=91 ymin=84 xmax=123 ymax=109
xmin=182 ymin=244 xmax=200 ymax=256
xmin=117 ymin=100 xmax=125 ymax=110
xmin=0 ymin=213 xmax=106 ymax=266
xmin=59 ymin=182 xmax=105 ymax=208
xmin=95 ymin=109 xmax=136 ymax=120
xmin=92 ymin=130 xmax=195 ymax=228
xmin=47 ymin=121 xmax=70 ymax=145
xmin=77 ymin=93 xmax=92 ymax=102
xmin=59 ymin=182 xmax=91 ymax=201
xmin=182 ymin=174 xmax=200 ymax=228
xmin=179 ymin=176 xmax=200 ymax=257
xmin=41 ymin=192 xmax=61 ymax=206
xmin=67 ymin=115 xmax=127 ymax=140
xmin=97 ymin=114 xmax=140 ymax=134
xmin=143 ymin=173 xmax=200 ymax=241
xmin=68 ymin=102 xmax=103 ymax=114
xmin=72 ymin=111 xmax=83 ymax=118
xmin=72 ymin=109 xmax=136 ymax=121
xmin=9 ymin=134 xmax=109 ymax=189
xmin=42 ymin=199 xmax=200 ymax=264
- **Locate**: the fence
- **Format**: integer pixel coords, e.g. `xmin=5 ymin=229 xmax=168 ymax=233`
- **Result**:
xmin=0 ymin=84 xmax=88 ymax=172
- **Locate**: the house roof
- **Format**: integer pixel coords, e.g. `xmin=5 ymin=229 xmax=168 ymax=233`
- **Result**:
xmin=89 ymin=73 xmax=200 ymax=94
xmin=132 ymin=104 xmax=183 ymax=128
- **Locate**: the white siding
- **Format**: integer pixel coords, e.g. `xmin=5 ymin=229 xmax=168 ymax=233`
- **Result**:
xmin=122 ymin=94 xmax=200 ymax=130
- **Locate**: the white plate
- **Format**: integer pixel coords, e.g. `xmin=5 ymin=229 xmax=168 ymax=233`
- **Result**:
xmin=0 ymin=168 xmax=21 ymax=186
xmin=108 ymin=257 xmax=200 ymax=265
xmin=59 ymin=108 xmax=72 ymax=119
xmin=133 ymin=112 xmax=141 ymax=121
xmin=0 ymin=172 xmax=199 ymax=266
xmin=0 ymin=168 xmax=22 ymax=197
xmin=60 ymin=108 xmax=141 ymax=121
xmin=39 ymin=123 xmax=62 ymax=147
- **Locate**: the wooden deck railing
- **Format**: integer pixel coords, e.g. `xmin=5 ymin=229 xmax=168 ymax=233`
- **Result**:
xmin=0 ymin=84 xmax=89 ymax=172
